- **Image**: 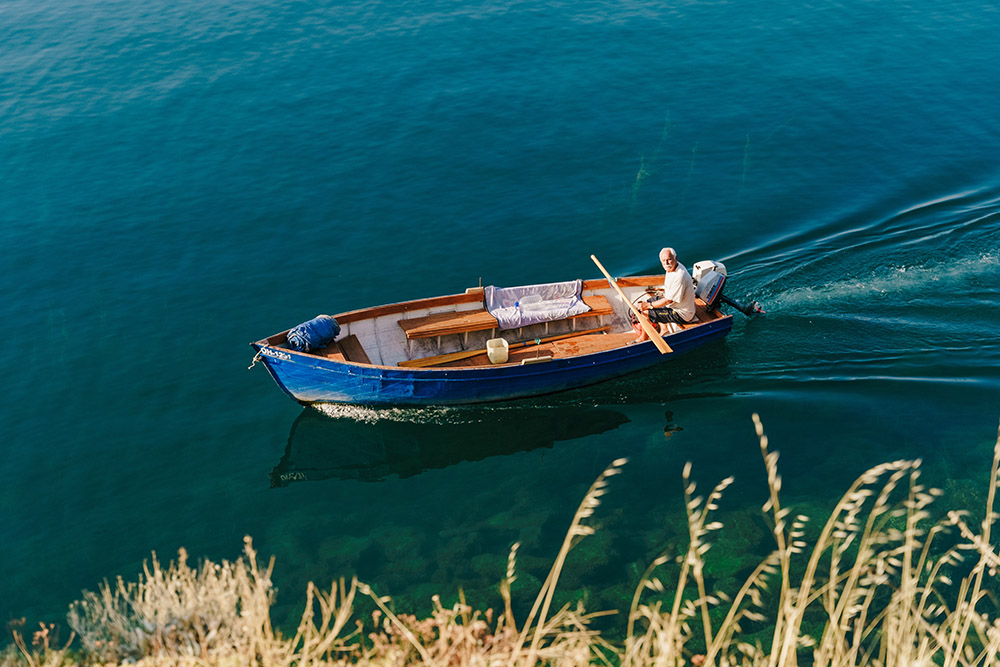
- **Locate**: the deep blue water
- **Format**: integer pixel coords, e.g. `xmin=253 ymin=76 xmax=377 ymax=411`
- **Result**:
xmin=2 ymin=0 xmax=999 ymax=633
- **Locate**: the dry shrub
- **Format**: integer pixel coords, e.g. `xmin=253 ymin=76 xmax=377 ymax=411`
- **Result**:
xmin=356 ymin=589 xmax=606 ymax=666
xmin=3 ymin=619 xmax=73 ymax=667
xmin=8 ymin=417 xmax=1000 ymax=666
xmin=66 ymin=536 xmax=284 ymax=663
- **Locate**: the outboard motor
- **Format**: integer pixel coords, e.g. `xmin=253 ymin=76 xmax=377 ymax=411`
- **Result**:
xmin=692 ymin=260 xmax=764 ymax=316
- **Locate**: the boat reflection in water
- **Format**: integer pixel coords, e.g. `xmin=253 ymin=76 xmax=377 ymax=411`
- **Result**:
xmin=270 ymin=405 xmax=631 ymax=486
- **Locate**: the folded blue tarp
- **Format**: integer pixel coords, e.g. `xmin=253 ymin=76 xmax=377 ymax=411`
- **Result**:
xmin=287 ymin=315 xmax=341 ymax=352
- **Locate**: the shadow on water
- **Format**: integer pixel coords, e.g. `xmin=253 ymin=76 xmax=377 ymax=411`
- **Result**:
xmin=269 ymin=404 xmax=632 ymax=486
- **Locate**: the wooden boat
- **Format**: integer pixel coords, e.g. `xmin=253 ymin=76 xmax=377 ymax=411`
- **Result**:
xmin=249 ymin=262 xmax=747 ymax=406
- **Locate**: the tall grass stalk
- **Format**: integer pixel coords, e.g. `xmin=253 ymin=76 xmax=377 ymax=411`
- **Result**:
xmin=6 ymin=418 xmax=1000 ymax=666
xmin=513 ymin=457 xmax=628 ymax=667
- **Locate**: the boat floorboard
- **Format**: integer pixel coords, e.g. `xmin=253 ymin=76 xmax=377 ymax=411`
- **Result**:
xmin=439 ymin=331 xmax=634 ymax=368
xmin=298 ymin=300 xmax=723 ymax=368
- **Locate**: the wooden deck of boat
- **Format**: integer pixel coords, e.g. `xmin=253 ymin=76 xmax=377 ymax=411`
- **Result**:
xmin=294 ymin=290 xmax=723 ymax=369
xmin=439 ymin=331 xmax=636 ymax=367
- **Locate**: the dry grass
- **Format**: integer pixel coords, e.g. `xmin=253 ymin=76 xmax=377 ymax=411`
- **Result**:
xmin=6 ymin=416 xmax=1000 ymax=666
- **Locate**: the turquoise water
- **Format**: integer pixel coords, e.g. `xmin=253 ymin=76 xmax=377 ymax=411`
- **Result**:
xmin=3 ymin=0 xmax=999 ymax=632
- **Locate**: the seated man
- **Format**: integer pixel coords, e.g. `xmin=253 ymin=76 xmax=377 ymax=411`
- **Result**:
xmin=635 ymin=247 xmax=696 ymax=342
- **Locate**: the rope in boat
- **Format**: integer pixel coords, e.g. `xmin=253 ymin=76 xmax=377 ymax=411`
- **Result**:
xmin=248 ymin=351 xmax=262 ymax=370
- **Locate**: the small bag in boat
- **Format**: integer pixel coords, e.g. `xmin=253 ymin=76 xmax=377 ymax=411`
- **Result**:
xmin=287 ymin=315 xmax=341 ymax=352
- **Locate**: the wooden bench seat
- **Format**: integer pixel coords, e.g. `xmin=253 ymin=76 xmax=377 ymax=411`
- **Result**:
xmin=398 ymin=309 xmax=499 ymax=340
xmin=313 ymin=334 xmax=371 ymax=364
xmin=580 ymin=295 xmax=614 ymax=317
xmin=398 ymin=295 xmax=614 ymax=340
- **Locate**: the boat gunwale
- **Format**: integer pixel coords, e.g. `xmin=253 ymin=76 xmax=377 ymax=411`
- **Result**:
xmin=253 ymin=314 xmax=732 ymax=374
xmin=253 ymin=315 xmax=733 ymax=404
xmin=251 ymin=274 xmax=701 ymax=371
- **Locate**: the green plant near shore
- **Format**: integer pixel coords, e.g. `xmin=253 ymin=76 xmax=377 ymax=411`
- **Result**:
xmin=7 ymin=416 xmax=1000 ymax=666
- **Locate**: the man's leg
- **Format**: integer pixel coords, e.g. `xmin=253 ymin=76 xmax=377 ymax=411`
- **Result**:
xmin=648 ymin=307 xmax=688 ymax=334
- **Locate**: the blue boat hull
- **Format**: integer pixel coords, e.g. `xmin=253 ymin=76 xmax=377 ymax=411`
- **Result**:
xmin=251 ymin=315 xmax=732 ymax=406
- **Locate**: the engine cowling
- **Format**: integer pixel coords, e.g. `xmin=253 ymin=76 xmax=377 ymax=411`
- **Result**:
xmin=692 ymin=260 xmax=727 ymax=309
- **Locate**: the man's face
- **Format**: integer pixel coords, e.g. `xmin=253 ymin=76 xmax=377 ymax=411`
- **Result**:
xmin=662 ymin=255 xmax=677 ymax=272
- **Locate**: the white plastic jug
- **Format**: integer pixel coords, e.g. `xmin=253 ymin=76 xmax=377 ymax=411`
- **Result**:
xmin=486 ymin=338 xmax=509 ymax=364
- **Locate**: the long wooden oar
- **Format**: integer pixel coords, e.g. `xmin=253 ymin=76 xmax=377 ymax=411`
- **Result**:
xmin=590 ymin=254 xmax=672 ymax=354
xmin=398 ymin=326 xmax=610 ymax=368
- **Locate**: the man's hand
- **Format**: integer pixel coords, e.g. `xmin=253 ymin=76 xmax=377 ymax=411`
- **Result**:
xmin=641 ymin=299 xmax=669 ymax=311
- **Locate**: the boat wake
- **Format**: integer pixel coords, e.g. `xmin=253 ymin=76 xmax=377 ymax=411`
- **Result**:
xmin=310 ymin=401 xmax=605 ymax=424
xmin=725 ymin=183 xmax=1000 ymax=293
xmin=761 ymin=251 xmax=999 ymax=313
xmin=312 ymin=403 xmax=471 ymax=424
xmin=718 ymin=182 xmax=1000 ymax=389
